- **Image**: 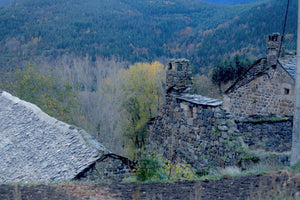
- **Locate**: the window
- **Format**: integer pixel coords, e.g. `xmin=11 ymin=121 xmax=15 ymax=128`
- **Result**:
xmin=284 ymin=88 xmax=290 ymax=95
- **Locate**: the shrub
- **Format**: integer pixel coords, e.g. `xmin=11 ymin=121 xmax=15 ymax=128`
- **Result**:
xmin=135 ymin=153 xmax=197 ymax=182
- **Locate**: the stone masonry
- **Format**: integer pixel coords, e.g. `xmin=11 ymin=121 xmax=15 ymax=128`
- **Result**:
xmin=236 ymin=116 xmax=293 ymax=152
xmin=148 ymin=59 xmax=242 ymax=169
xmin=224 ymin=33 xmax=295 ymax=119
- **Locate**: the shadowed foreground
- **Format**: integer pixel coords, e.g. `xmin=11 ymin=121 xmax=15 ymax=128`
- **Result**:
xmin=1 ymin=171 xmax=300 ymax=200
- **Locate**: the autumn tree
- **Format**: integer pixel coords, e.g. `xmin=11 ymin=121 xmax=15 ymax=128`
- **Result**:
xmin=0 ymin=63 xmax=78 ymax=123
xmin=119 ymin=61 xmax=165 ymax=157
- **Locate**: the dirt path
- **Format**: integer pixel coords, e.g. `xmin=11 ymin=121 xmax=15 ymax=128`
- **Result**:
xmin=1 ymin=171 xmax=300 ymax=200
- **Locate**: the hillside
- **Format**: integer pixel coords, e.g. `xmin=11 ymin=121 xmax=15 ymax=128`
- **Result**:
xmin=184 ymin=0 xmax=297 ymax=73
xmin=0 ymin=0 xmax=297 ymax=73
xmin=0 ymin=0 xmax=13 ymax=7
xmin=203 ymin=0 xmax=260 ymax=5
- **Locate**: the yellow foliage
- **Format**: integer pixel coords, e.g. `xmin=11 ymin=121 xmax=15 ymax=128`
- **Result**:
xmin=0 ymin=63 xmax=78 ymax=123
xmin=98 ymin=61 xmax=165 ymax=157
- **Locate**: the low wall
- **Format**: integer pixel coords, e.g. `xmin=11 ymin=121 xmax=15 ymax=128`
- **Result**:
xmin=75 ymin=154 xmax=133 ymax=184
xmin=236 ymin=116 xmax=293 ymax=152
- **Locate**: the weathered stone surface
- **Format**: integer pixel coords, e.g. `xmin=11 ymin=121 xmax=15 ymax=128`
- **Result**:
xmin=148 ymin=59 xmax=242 ymax=169
xmin=0 ymin=91 xmax=107 ymax=183
xmin=224 ymin=34 xmax=296 ymax=119
xmin=0 ymin=91 xmax=132 ymax=184
xmin=236 ymin=116 xmax=293 ymax=152
xmin=279 ymin=55 xmax=296 ymax=79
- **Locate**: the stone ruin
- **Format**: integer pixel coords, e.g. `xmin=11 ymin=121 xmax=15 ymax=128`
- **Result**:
xmin=148 ymin=59 xmax=243 ymax=169
xmin=148 ymin=58 xmax=292 ymax=171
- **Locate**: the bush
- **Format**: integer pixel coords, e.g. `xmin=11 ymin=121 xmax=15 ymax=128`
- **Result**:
xmin=135 ymin=153 xmax=197 ymax=182
xmin=136 ymin=153 xmax=166 ymax=182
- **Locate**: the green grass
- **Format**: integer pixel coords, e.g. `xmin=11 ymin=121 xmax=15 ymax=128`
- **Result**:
xmin=251 ymin=116 xmax=291 ymax=124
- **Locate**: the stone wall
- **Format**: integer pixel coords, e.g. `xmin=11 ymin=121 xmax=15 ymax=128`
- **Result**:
xmin=166 ymin=58 xmax=192 ymax=94
xmin=224 ymin=59 xmax=295 ymax=119
xmin=148 ymin=59 xmax=244 ymax=170
xmin=148 ymin=93 xmax=242 ymax=169
xmin=236 ymin=116 xmax=293 ymax=152
xmin=266 ymin=33 xmax=284 ymax=66
xmin=75 ymin=154 xmax=133 ymax=184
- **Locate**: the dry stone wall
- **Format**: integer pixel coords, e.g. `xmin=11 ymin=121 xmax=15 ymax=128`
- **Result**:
xmin=148 ymin=93 xmax=242 ymax=169
xmin=148 ymin=59 xmax=244 ymax=170
xmin=75 ymin=154 xmax=133 ymax=184
xmin=236 ymin=116 xmax=293 ymax=152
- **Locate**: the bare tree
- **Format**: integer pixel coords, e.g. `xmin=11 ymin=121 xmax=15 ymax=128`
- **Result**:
xmin=36 ymin=55 xmax=129 ymax=154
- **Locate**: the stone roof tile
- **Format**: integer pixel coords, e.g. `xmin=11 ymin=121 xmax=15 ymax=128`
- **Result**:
xmin=0 ymin=91 xmax=109 ymax=183
xmin=279 ymin=55 xmax=296 ymax=79
xmin=177 ymin=94 xmax=223 ymax=106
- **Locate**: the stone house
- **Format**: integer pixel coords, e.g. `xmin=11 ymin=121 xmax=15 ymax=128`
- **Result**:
xmin=0 ymin=91 xmax=132 ymax=183
xmin=224 ymin=33 xmax=296 ymax=119
xmin=148 ymin=59 xmax=242 ymax=169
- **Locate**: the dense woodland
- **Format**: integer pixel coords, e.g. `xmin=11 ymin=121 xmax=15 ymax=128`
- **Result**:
xmin=0 ymin=0 xmax=296 ymax=72
xmin=204 ymin=0 xmax=259 ymax=5
xmin=0 ymin=0 xmax=297 ymax=158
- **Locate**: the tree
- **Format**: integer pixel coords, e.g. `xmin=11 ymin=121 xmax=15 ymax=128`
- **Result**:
xmin=0 ymin=63 xmax=77 ymax=123
xmin=119 ymin=61 xmax=165 ymax=158
xmin=191 ymin=74 xmax=221 ymax=99
xmin=211 ymin=54 xmax=253 ymax=94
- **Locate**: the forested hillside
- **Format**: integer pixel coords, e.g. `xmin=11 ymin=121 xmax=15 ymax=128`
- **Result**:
xmin=0 ymin=0 xmax=14 ymax=7
xmin=184 ymin=0 xmax=297 ymax=73
xmin=203 ymin=0 xmax=259 ymax=5
xmin=1 ymin=0 xmax=295 ymax=73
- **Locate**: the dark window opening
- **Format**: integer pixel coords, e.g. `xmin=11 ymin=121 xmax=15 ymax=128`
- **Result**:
xmin=284 ymin=88 xmax=290 ymax=95
xmin=269 ymin=35 xmax=278 ymax=41
xmin=169 ymin=63 xmax=172 ymax=70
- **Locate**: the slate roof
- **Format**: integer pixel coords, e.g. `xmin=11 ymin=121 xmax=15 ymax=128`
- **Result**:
xmin=0 ymin=91 xmax=109 ymax=183
xmin=225 ymin=55 xmax=297 ymax=94
xmin=279 ymin=55 xmax=297 ymax=79
xmin=176 ymin=93 xmax=223 ymax=107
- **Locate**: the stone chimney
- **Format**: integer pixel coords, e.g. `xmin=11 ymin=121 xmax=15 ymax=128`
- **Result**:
xmin=166 ymin=58 xmax=192 ymax=94
xmin=266 ymin=33 xmax=284 ymax=67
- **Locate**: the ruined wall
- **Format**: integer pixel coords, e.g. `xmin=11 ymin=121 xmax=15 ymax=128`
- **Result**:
xmin=224 ymin=60 xmax=295 ymax=119
xmin=166 ymin=58 xmax=192 ymax=94
xmin=236 ymin=116 xmax=293 ymax=152
xmin=148 ymin=94 xmax=242 ymax=169
xmin=148 ymin=59 xmax=243 ymax=169
xmin=76 ymin=154 xmax=132 ymax=184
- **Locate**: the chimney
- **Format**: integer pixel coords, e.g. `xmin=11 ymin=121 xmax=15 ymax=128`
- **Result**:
xmin=266 ymin=33 xmax=284 ymax=67
xmin=166 ymin=58 xmax=192 ymax=94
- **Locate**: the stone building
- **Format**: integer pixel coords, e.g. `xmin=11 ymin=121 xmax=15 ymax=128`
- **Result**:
xmin=224 ymin=33 xmax=296 ymax=119
xmin=0 ymin=91 xmax=132 ymax=183
xmin=148 ymin=59 xmax=242 ymax=169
